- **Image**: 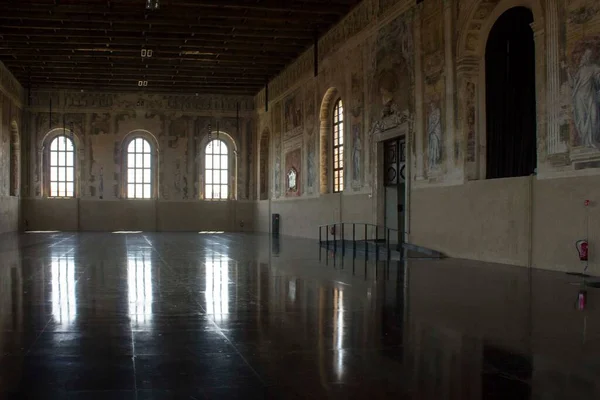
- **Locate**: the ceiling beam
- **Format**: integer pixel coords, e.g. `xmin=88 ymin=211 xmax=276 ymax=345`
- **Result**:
xmin=0 ymin=21 xmax=315 ymax=40
xmin=0 ymin=37 xmax=306 ymax=54
xmin=0 ymin=43 xmax=301 ymax=59
xmin=7 ymin=0 xmax=352 ymax=15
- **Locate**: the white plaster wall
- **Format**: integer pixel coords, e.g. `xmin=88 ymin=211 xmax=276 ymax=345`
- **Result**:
xmin=0 ymin=197 xmax=19 ymax=234
xmin=410 ymin=175 xmax=600 ymax=272
xmin=157 ymin=200 xmax=253 ymax=232
xmin=532 ymin=175 xmax=600 ymax=274
xmin=262 ymin=193 xmax=373 ymax=239
xmin=270 ymin=195 xmax=339 ymax=239
xmin=23 ymin=198 xmax=78 ymax=231
xmin=22 ymin=198 xmax=253 ymax=232
xmin=0 ymin=62 xmax=24 ymax=234
xmin=410 ymin=177 xmax=531 ymax=266
xmin=254 ymin=200 xmax=271 ymax=234
xmin=80 ymin=200 xmax=157 ymax=232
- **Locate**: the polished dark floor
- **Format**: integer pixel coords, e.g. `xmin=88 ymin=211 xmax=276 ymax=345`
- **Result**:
xmin=0 ymin=232 xmax=599 ymax=399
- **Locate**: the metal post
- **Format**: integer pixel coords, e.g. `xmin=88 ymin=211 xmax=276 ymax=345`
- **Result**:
xmin=319 ymin=226 xmax=322 ymax=244
xmin=364 ymin=224 xmax=368 ymax=259
xmin=352 ymin=224 xmax=356 ymax=256
xmin=375 ymin=225 xmax=379 ymax=262
xmin=386 ymin=228 xmax=390 ymax=260
xmin=341 ymin=223 xmax=345 ymax=254
xmin=326 ymin=225 xmax=329 ymax=248
xmin=333 ymin=224 xmax=337 ymax=252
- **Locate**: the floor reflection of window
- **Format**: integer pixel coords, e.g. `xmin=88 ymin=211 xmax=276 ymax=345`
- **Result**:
xmin=127 ymin=249 xmax=153 ymax=325
xmin=205 ymin=255 xmax=229 ymax=320
xmin=333 ymin=287 xmax=345 ymax=380
xmin=51 ymin=254 xmax=77 ymax=326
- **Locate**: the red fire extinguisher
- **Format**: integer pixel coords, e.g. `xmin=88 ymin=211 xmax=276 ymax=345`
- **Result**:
xmin=577 ymin=240 xmax=589 ymax=261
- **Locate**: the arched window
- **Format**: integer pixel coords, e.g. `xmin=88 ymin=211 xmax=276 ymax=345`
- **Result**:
xmin=49 ymin=135 xmax=75 ymax=197
xmin=205 ymin=140 xmax=229 ymax=200
xmin=332 ymin=99 xmax=344 ymax=193
xmin=126 ymin=138 xmax=152 ymax=199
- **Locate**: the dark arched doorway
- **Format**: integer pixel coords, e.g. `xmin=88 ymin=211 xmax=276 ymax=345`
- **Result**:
xmin=485 ymin=7 xmax=536 ymax=179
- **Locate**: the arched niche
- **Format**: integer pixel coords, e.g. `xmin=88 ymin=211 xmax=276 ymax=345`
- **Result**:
xmin=456 ymin=0 xmax=544 ymax=180
xmin=485 ymin=7 xmax=536 ymax=179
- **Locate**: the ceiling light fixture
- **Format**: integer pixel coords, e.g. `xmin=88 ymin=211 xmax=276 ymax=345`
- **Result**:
xmin=146 ymin=0 xmax=159 ymax=10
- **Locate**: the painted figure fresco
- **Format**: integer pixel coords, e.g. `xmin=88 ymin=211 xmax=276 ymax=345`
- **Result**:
xmin=284 ymin=92 xmax=303 ymax=135
xmin=427 ymin=102 xmax=442 ymax=167
xmin=566 ymin=49 xmax=600 ymax=148
xmin=99 ymin=166 xmax=104 ymax=199
xmin=352 ymin=124 xmax=362 ymax=183
xmin=307 ymin=138 xmax=316 ymax=190
xmin=274 ymin=154 xmax=281 ymax=197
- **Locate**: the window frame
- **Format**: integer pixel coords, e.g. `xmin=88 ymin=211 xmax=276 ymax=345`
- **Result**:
xmin=204 ymin=139 xmax=230 ymax=201
xmin=47 ymin=134 xmax=76 ymax=198
xmin=332 ymin=99 xmax=344 ymax=193
xmin=125 ymin=137 xmax=154 ymax=200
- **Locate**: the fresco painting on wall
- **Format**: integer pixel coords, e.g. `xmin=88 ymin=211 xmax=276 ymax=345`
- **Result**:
xmin=273 ymin=101 xmax=283 ymax=198
xmin=99 ymin=166 xmax=104 ymax=199
xmin=350 ymin=71 xmax=364 ymax=119
xmin=27 ymin=91 xmax=253 ymax=201
xmin=305 ymin=84 xmax=316 ymax=128
xmin=352 ymin=124 xmax=363 ymax=185
xmin=422 ymin=0 xmax=445 ymax=172
xmin=306 ymin=137 xmax=316 ymax=192
xmin=91 ymin=113 xmax=111 ymax=135
xmin=465 ymin=81 xmax=477 ymax=163
xmin=565 ymin=37 xmax=600 ymax=149
xmin=283 ymin=91 xmax=303 ymax=140
xmin=350 ymin=67 xmax=364 ymax=189
xmin=427 ymin=101 xmax=442 ymax=168
xmin=285 ymin=148 xmax=302 ymax=197
xmin=568 ymin=2 xmax=600 ymax=25
xmin=259 ymin=130 xmax=269 ymax=199
xmin=273 ymin=102 xmax=282 ymax=135
xmin=174 ymin=159 xmax=182 ymax=197
xmin=369 ymin=13 xmax=413 ymax=136
xmin=274 ymin=152 xmax=281 ymax=198
xmin=304 ymin=83 xmax=317 ymax=194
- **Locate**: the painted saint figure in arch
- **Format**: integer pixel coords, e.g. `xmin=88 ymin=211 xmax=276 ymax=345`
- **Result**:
xmin=427 ymin=102 xmax=442 ymax=167
xmin=566 ymin=49 xmax=600 ymax=148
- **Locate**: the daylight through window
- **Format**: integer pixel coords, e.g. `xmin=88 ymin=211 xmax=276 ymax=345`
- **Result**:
xmin=49 ymin=136 xmax=75 ymax=197
xmin=333 ymin=99 xmax=344 ymax=193
xmin=205 ymin=139 xmax=228 ymax=200
xmin=127 ymin=138 xmax=152 ymax=199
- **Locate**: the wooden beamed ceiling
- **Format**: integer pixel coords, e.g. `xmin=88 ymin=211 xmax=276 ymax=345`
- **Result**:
xmin=0 ymin=0 xmax=361 ymax=95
